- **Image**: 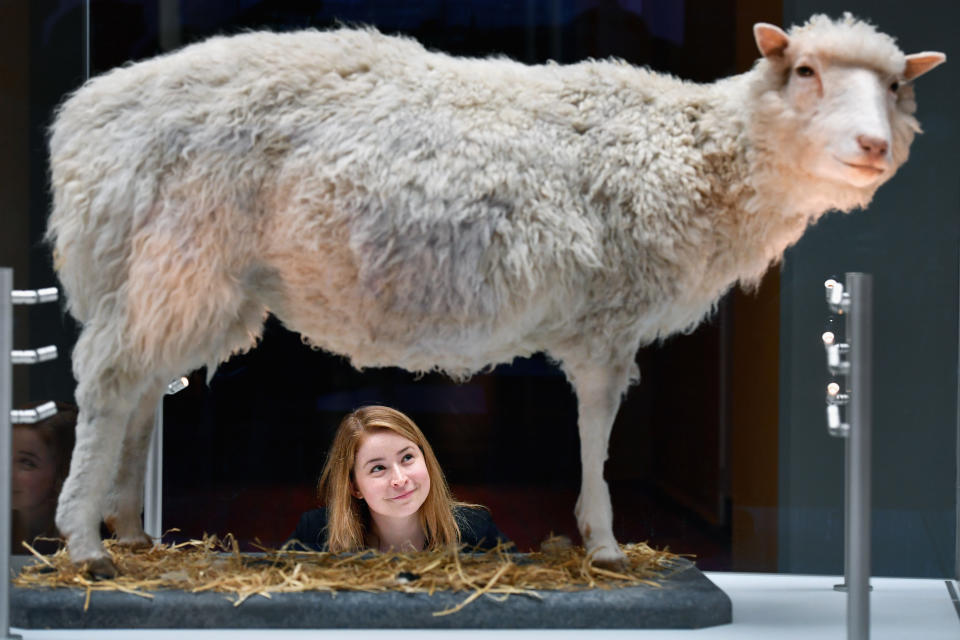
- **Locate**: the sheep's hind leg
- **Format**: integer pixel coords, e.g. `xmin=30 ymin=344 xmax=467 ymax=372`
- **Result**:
xmin=56 ymin=342 xmax=143 ymax=578
xmin=561 ymin=356 xmax=633 ymax=570
xmin=102 ymin=381 xmax=165 ymax=550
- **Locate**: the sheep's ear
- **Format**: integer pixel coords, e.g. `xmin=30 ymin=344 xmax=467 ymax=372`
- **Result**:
xmin=754 ymin=23 xmax=790 ymax=59
xmin=904 ymin=52 xmax=946 ymax=80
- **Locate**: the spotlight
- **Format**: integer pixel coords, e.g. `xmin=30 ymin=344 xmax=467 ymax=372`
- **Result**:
xmin=10 ymin=345 xmax=58 ymax=365
xmin=11 ymin=401 xmax=58 ymax=425
xmin=826 ymin=382 xmax=849 ymax=405
xmin=824 ymin=278 xmax=849 ymax=313
xmin=10 ymin=287 xmax=58 ymax=305
xmin=165 ymin=376 xmax=189 ymax=395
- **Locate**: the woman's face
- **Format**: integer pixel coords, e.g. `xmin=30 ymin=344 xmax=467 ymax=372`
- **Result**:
xmin=12 ymin=427 xmax=58 ymax=512
xmin=352 ymin=429 xmax=430 ymax=520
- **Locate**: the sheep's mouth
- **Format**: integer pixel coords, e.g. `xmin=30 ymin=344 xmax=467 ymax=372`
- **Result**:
xmin=838 ymin=159 xmax=886 ymax=175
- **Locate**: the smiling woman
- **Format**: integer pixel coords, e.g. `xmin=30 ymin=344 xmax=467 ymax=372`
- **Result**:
xmin=288 ymin=406 xmax=510 ymax=553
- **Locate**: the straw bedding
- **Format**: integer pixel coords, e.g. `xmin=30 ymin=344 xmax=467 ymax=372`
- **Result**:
xmin=14 ymin=535 xmax=683 ymax=616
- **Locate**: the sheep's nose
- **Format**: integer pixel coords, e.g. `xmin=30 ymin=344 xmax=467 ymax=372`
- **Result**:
xmin=857 ymin=134 xmax=889 ymax=159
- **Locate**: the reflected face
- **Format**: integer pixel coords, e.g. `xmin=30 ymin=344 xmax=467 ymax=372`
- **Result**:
xmin=351 ymin=430 xmax=430 ymax=520
xmin=12 ymin=428 xmax=58 ymax=512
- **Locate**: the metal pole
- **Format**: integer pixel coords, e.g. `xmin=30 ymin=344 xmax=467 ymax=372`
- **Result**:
xmin=955 ymin=251 xmax=960 ymax=583
xmin=831 ymin=442 xmax=853 ymax=592
xmin=82 ymin=0 xmax=90 ymax=81
xmin=157 ymin=0 xmax=182 ymax=52
xmin=844 ymin=436 xmax=852 ymax=586
xmin=143 ymin=401 xmax=163 ymax=540
xmin=846 ymin=272 xmax=872 ymax=640
xmin=1 ymin=269 xmax=22 ymax=639
xmin=550 ymin=0 xmax=562 ymax=61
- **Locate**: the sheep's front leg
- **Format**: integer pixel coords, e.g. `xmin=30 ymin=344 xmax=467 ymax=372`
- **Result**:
xmin=102 ymin=384 xmax=164 ymax=549
xmin=562 ymin=358 xmax=632 ymax=569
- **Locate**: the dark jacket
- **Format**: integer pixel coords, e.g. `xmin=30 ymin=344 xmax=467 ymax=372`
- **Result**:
xmin=287 ymin=505 xmax=511 ymax=552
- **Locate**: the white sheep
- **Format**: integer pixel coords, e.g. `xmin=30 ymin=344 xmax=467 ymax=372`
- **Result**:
xmin=47 ymin=14 xmax=944 ymax=576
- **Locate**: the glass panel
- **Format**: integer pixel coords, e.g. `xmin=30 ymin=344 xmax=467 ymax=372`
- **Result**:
xmin=6 ymin=1 xmax=955 ymax=579
xmin=778 ymin=0 xmax=958 ymax=580
xmin=3 ymin=1 xmax=87 ymax=554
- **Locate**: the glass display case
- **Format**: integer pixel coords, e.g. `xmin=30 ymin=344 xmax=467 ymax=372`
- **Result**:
xmin=1 ymin=1 xmax=955 ymax=626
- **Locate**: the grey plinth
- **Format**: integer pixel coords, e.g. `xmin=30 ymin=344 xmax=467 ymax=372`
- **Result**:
xmin=10 ymin=557 xmax=730 ymax=629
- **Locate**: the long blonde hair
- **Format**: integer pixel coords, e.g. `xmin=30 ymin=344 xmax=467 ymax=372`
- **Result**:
xmin=317 ymin=406 xmax=464 ymax=552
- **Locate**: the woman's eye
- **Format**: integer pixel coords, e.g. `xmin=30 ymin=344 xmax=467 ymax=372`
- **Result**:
xmin=18 ymin=458 xmax=36 ymax=469
xmin=795 ymin=65 xmax=815 ymax=78
xmin=370 ymin=465 xmax=385 ymax=473
xmin=402 ymin=453 xmax=414 ymax=462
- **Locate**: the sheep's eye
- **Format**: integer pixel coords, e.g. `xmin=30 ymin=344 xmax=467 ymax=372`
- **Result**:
xmin=889 ymin=81 xmax=900 ymax=92
xmin=795 ymin=65 xmax=815 ymax=77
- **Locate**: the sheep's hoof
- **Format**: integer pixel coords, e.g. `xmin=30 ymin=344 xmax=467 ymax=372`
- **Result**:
xmin=83 ymin=557 xmax=118 ymax=580
xmin=117 ymin=533 xmax=154 ymax=551
xmin=592 ymin=554 xmax=630 ymax=572
xmin=588 ymin=546 xmax=629 ymax=572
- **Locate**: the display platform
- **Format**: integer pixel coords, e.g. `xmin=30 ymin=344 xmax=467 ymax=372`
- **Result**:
xmin=8 ymin=573 xmax=959 ymax=639
xmin=9 ymin=556 xmax=730 ymax=629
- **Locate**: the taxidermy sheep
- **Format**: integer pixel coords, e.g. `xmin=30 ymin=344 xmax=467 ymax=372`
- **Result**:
xmin=47 ymin=13 xmax=945 ymax=576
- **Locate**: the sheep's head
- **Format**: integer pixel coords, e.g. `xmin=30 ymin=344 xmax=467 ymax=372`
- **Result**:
xmin=750 ymin=14 xmax=944 ymax=207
